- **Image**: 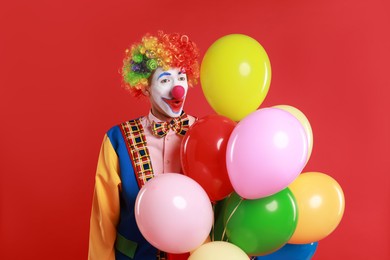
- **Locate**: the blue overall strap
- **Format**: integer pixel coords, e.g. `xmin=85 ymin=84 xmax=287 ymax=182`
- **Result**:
xmin=107 ymin=123 xmax=156 ymax=260
xmin=113 ymin=119 xmax=168 ymax=259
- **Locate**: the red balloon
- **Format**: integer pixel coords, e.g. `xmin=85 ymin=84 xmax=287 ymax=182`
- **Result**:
xmin=167 ymin=253 xmax=190 ymax=260
xmin=181 ymin=115 xmax=236 ymax=202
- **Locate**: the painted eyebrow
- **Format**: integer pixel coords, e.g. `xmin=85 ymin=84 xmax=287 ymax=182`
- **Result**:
xmin=157 ymin=72 xmax=171 ymax=79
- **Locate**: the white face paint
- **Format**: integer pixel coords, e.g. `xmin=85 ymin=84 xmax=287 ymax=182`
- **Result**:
xmin=149 ymin=67 xmax=188 ymax=119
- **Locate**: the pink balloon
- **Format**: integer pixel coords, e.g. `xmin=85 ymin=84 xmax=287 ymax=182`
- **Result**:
xmin=226 ymin=108 xmax=308 ymax=199
xmin=135 ymin=173 xmax=214 ymax=253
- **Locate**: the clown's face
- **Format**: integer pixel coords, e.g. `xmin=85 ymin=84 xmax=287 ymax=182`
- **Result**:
xmin=148 ymin=67 xmax=188 ymax=120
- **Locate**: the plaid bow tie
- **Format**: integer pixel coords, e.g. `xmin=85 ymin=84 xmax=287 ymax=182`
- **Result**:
xmin=151 ymin=114 xmax=190 ymax=137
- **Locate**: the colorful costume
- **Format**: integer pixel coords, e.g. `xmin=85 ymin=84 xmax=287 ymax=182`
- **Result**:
xmin=89 ymin=112 xmax=196 ymax=259
xmin=89 ymin=31 xmax=200 ymax=259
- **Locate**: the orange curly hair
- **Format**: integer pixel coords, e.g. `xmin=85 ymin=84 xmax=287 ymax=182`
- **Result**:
xmin=122 ymin=31 xmax=200 ymax=97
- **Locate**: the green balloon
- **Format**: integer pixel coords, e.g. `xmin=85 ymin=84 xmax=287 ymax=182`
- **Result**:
xmin=222 ymin=189 xmax=298 ymax=256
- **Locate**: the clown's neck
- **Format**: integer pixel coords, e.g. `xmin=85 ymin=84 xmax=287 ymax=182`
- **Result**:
xmin=150 ymin=108 xmax=176 ymax=122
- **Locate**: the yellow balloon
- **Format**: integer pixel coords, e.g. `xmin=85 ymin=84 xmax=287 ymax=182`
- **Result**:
xmin=189 ymin=241 xmax=249 ymax=260
xmin=273 ymin=105 xmax=313 ymax=163
xmin=201 ymin=34 xmax=271 ymax=121
xmin=288 ymin=172 xmax=345 ymax=244
xmin=190 ymin=236 xmax=211 ymax=254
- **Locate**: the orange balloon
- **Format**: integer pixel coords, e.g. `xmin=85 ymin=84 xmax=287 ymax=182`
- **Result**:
xmin=288 ymin=172 xmax=345 ymax=244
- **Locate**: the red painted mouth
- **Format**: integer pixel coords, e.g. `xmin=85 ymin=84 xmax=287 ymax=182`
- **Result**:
xmin=162 ymin=98 xmax=184 ymax=113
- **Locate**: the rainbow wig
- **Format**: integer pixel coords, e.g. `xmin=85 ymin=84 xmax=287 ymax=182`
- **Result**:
xmin=122 ymin=31 xmax=200 ymax=97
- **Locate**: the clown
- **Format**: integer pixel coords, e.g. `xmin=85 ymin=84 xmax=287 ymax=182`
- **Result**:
xmin=89 ymin=32 xmax=200 ymax=260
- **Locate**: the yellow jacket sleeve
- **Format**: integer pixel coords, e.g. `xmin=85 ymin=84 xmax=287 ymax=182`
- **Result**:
xmin=88 ymin=134 xmax=121 ymax=260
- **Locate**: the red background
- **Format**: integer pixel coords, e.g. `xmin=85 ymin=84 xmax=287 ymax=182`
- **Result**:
xmin=1 ymin=0 xmax=389 ymax=259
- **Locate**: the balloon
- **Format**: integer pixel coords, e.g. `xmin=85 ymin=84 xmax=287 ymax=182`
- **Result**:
xmin=226 ymin=108 xmax=308 ymax=199
xmin=256 ymin=242 xmax=318 ymax=260
xmin=273 ymin=105 xmax=313 ymax=164
xmin=166 ymin=253 xmax=190 ymax=260
xmin=288 ymin=172 xmax=345 ymax=244
xmin=222 ymin=190 xmax=298 ymax=256
xmin=181 ymin=115 xmax=236 ymax=202
xmin=134 ymin=173 xmax=214 ymax=253
xmin=200 ymin=34 xmax=271 ymax=121
xmin=189 ymin=241 xmax=249 ymax=260
xmin=189 ymin=236 xmax=211 ymax=255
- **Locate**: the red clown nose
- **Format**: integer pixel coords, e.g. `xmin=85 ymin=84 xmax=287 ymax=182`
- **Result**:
xmin=171 ymin=85 xmax=185 ymax=99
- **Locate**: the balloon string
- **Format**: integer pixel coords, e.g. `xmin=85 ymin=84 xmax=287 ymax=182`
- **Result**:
xmin=211 ymin=202 xmax=215 ymax=241
xmin=221 ymin=197 xmax=243 ymax=241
